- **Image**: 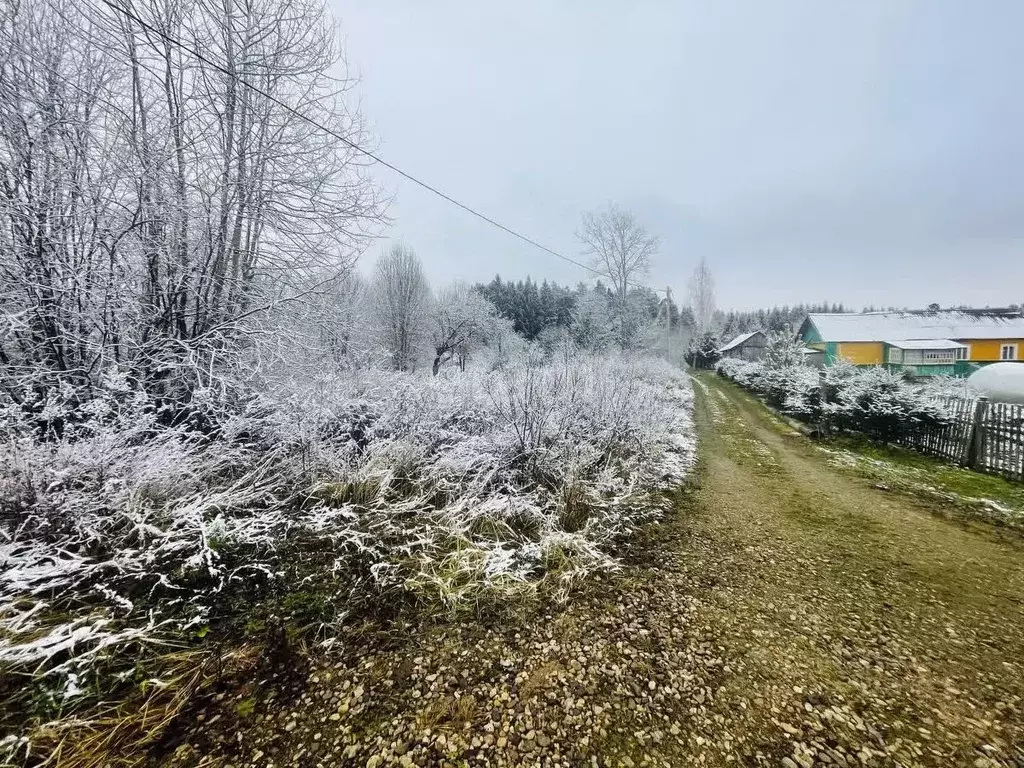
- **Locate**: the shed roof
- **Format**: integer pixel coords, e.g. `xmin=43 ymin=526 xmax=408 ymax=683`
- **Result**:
xmin=718 ymin=330 xmax=764 ymax=353
xmin=804 ymin=311 xmax=1024 ymax=342
xmin=886 ymin=339 xmax=966 ymax=350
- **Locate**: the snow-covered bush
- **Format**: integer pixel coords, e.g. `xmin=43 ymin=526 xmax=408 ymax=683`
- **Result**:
xmin=716 ymin=358 xmax=951 ymax=439
xmin=1 ymin=352 xmax=695 ymax=711
xmin=823 ymin=366 xmax=951 ymax=441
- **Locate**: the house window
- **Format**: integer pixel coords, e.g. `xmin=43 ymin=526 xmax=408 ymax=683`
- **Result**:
xmin=923 ymin=350 xmax=954 ymax=364
xmin=888 ymin=347 xmax=903 ymax=364
xmin=1002 ymin=344 xmax=1018 ymax=361
xmin=955 ymin=345 xmax=969 ymax=360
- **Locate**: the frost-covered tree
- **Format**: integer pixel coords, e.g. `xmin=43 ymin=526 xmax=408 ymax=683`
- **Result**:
xmin=475 ymin=276 xmax=575 ymax=340
xmin=372 ymin=245 xmax=429 ymax=372
xmin=429 ymin=283 xmax=498 ymax=375
xmin=0 ymin=0 xmax=383 ymax=411
xmin=577 ymin=204 xmax=658 ymax=349
xmin=483 ymin=314 xmax=527 ymax=370
xmin=688 ymin=259 xmax=716 ymax=333
xmin=685 ymin=331 xmax=721 ymax=370
xmin=570 ymin=289 xmax=616 ymax=352
xmin=763 ymin=330 xmax=806 ymax=369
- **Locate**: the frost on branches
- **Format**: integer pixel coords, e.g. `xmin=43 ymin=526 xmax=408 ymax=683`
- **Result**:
xmin=715 ymin=358 xmax=952 ymax=441
xmin=0 ymin=353 xmax=695 ymax=700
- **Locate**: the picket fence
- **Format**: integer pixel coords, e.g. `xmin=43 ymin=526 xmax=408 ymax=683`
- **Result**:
xmin=899 ymin=396 xmax=1024 ymax=482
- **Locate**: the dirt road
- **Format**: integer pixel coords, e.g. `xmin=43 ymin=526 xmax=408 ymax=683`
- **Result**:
xmin=678 ymin=373 xmax=1024 ymax=767
xmin=164 ymin=373 xmax=1024 ymax=768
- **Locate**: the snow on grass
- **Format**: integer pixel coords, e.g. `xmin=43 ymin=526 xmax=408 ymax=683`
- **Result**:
xmin=0 ymin=352 xmax=695 ymax=702
xmin=817 ymin=444 xmax=1024 ymax=529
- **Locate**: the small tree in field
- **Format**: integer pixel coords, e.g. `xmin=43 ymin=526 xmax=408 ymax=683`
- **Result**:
xmin=429 ymin=284 xmax=497 ymax=375
xmin=372 ymin=245 xmax=429 ymax=371
xmin=577 ymin=204 xmax=658 ymax=350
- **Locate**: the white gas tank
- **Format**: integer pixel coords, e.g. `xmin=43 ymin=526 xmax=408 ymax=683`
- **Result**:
xmin=968 ymin=362 xmax=1024 ymax=404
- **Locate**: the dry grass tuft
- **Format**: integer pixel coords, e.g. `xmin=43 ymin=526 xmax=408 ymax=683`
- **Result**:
xmin=18 ymin=646 xmax=260 ymax=768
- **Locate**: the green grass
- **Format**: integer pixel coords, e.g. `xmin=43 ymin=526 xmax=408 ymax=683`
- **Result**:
xmin=820 ymin=435 xmax=1024 ymax=531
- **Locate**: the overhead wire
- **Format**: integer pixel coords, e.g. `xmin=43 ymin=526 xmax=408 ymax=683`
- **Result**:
xmin=96 ymin=0 xmax=617 ymax=282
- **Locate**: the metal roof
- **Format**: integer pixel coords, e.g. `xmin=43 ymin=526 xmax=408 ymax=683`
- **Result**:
xmin=718 ymin=330 xmax=764 ymax=353
xmin=886 ymin=339 xmax=966 ymax=350
xmin=804 ymin=312 xmax=1024 ymax=342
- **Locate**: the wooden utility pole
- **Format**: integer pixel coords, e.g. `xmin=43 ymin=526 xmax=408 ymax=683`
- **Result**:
xmin=657 ymin=286 xmax=674 ymax=332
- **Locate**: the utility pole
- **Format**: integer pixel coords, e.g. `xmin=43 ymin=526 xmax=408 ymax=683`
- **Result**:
xmin=657 ymin=286 xmax=674 ymax=333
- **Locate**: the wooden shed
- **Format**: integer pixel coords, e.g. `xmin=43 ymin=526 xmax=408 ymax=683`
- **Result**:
xmin=718 ymin=331 xmax=767 ymax=362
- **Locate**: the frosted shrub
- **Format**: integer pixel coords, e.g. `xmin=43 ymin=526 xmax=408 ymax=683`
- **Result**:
xmin=824 ymin=366 xmax=950 ymax=441
xmin=1 ymin=352 xmax=696 ymax=702
xmin=716 ymin=358 xmax=951 ymax=439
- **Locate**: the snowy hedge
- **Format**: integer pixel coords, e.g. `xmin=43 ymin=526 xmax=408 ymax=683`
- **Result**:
xmin=715 ymin=358 xmax=952 ymax=441
xmin=0 ymin=353 xmax=695 ymax=709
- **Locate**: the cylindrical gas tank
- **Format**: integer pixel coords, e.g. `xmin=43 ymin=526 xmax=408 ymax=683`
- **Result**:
xmin=967 ymin=362 xmax=1024 ymax=404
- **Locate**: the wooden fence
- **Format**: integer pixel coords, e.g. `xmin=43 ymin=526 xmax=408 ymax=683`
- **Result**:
xmin=899 ymin=396 xmax=1024 ymax=482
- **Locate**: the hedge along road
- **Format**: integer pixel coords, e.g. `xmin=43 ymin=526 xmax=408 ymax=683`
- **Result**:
xmin=162 ymin=371 xmax=1024 ymax=768
xmin=683 ymin=371 xmax=1024 ymax=767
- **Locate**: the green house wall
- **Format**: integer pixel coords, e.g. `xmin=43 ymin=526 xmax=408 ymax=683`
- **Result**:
xmin=884 ymin=363 xmax=958 ymax=377
xmin=825 ymin=341 xmax=839 ymax=365
xmin=799 ymin=320 xmax=823 ymax=344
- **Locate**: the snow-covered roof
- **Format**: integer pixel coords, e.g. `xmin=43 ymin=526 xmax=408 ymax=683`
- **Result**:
xmin=804 ymin=312 xmax=1024 ymax=342
xmin=718 ymin=330 xmax=763 ymax=353
xmin=886 ymin=339 xmax=966 ymax=350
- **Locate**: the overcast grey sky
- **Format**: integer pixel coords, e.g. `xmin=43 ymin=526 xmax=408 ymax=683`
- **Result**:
xmin=334 ymin=0 xmax=1024 ymax=311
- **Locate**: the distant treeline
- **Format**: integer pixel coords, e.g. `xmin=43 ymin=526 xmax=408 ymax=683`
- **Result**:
xmin=717 ymin=303 xmax=848 ymax=337
xmin=473 ymin=276 xmax=1020 ymax=347
xmin=474 ymin=276 xmax=691 ymax=341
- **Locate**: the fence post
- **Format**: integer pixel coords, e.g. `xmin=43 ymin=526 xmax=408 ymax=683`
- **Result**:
xmin=964 ymin=396 xmax=989 ymax=469
xmin=818 ymin=369 xmax=829 ymax=435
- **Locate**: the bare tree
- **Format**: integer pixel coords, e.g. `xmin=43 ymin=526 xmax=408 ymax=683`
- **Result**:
xmin=577 ymin=204 xmax=658 ymax=349
xmin=372 ymin=244 xmax=428 ymax=372
xmin=0 ymin=0 xmax=384 ymax=411
xmin=688 ymin=259 xmax=716 ymax=333
xmin=0 ymin=0 xmax=134 ymax=404
xmin=429 ymin=283 xmax=496 ymax=375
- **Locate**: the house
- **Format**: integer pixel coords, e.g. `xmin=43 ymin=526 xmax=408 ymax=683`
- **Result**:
xmin=798 ymin=310 xmax=1024 ymax=376
xmin=718 ymin=330 xmax=767 ymax=361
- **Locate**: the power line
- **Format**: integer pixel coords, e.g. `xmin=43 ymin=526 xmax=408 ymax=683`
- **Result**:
xmin=96 ymin=0 xmax=611 ymax=281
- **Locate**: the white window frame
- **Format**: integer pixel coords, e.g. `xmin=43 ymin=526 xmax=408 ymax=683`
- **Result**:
xmin=1001 ymin=343 xmax=1019 ymax=361
xmin=955 ymin=345 xmax=969 ymax=361
xmin=922 ymin=350 xmax=955 ymax=364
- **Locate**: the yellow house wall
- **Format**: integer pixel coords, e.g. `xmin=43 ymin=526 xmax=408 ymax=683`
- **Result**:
xmin=837 ymin=342 xmax=884 ymax=365
xmin=960 ymin=339 xmax=1024 ymax=361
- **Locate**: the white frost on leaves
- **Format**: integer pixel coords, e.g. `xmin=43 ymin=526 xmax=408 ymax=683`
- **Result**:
xmin=716 ymin=358 xmax=952 ymax=439
xmin=1 ymin=353 xmax=695 ymax=688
